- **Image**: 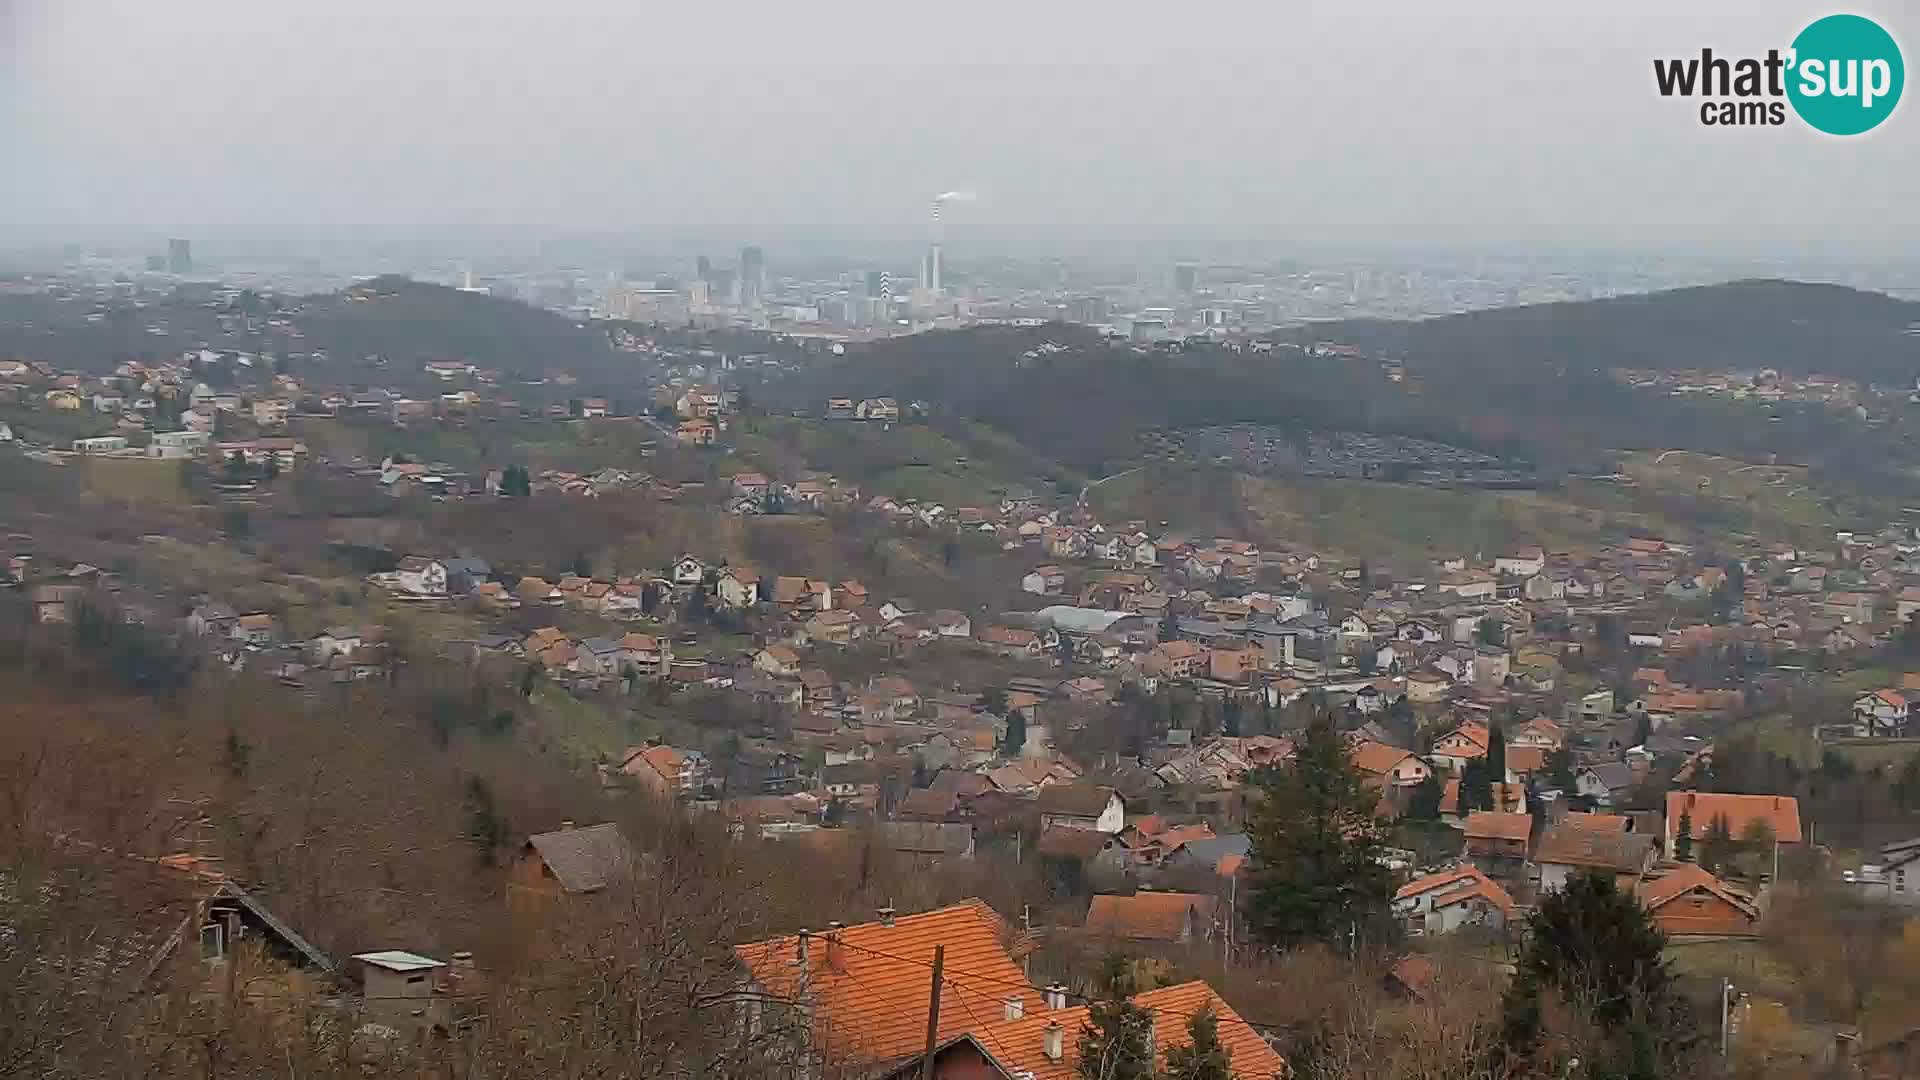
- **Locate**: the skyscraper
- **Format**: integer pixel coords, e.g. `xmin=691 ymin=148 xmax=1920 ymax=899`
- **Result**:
xmin=1173 ymin=262 xmax=1199 ymax=296
xmin=921 ymin=244 xmax=942 ymax=296
xmin=167 ymin=237 xmax=192 ymax=274
xmin=696 ymin=255 xmax=712 ymax=283
xmin=740 ymin=246 xmax=766 ymax=309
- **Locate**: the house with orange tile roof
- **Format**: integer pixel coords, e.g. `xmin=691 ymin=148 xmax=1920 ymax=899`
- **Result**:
xmin=1393 ymin=863 xmax=1516 ymax=935
xmin=736 ymin=901 xmax=1283 ymax=1079
xmin=958 ymin=981 xmax=1285 ymax=1080
xmin=1511 ymin=716 xmax=1565 ymax=750
xmin=733 ymin=900 xmax=1034 ymax=1072
xmin=1430 ymin=719 xmax=1491 ymax=771
xmin=1664 ymin=791 xmax=1803 ymax=851
xmin=1464 ymin=811 xmax=1533 ymax=881
xmin=1504 ymin=744 xmax=1549 ymax=781
xmin=1349 ymin=741 xmax=1432 ymax=788
xmin=1084 ymin=890 xmax=1219 ymax=944
xmin=619 ymin=744 xmax=709 ymax=798
xmin=1635 ymin=862 xmax=1760 ymax=938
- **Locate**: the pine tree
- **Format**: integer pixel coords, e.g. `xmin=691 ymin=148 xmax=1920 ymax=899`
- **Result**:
xmin=1407 ymin=771 xmax=1444 ymax=820
xmin=1499 ymin=872 xmax=1696 ymax=1073
xmin=1459 ymin=759 xmax=1494 ymax=811
xmin=1002 ymin=710 xmax=1027 ymax=757
xmin=1245 ymin=714 xmax=1392 ymax=948
xmin=1163 ymin=1007 xmax=1233 ymax=1080
xmin=1674 ymin=809 xmax=1694 ymax=861
xmin=1546 ymin=747 xmax=1577 ymax=793
xmin=1077 ymin=999 xmax=1156 ymax=1080
xmin=1700 ymin=813 xmax=1735 ymax=873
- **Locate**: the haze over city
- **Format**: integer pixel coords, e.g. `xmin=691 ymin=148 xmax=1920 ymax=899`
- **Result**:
xmin=5 ymin=0 xmax=1919 ymax=257
xmin=8 ymin=5 xmax=1920 ymax=1078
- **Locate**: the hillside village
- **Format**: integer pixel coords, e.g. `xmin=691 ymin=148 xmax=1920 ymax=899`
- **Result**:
xmin=10 ymin=279 xmax=1920 ymax=1078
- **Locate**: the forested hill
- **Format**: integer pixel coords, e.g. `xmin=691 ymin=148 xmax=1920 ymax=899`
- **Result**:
xmin=1333 ymin=279 xmax=1920 ymax=386
xmin=780 ymin=281 xmax=1920 ymax=491
xmin=298 ymin=276 xmax=618 ymax=379
xmin=0 ymin=275 xmax=624 ymax=383
xmin=772 ymin=324 xmax=1418 ymax=474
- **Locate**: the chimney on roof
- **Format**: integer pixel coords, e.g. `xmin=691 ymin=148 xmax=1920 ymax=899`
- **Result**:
xmin=1044 ymin=984 xmax=1069 ymax=1010
xmin=1042 ymin=1022 xmax=1065 ymax=1062
xmin=794 ymin=929 xmax=810 ymax=967
xmin=878 ymin=903 xmax=896 ymax=927
xmin=824 ymin=922 xmax=845 ymax=970
xmin=1004 ymin=995 xmax=1025 ymax=1021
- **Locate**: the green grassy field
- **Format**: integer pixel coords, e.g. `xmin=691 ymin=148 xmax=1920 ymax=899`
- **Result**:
xmin=80 ymin=458 xmax=192 ymax=505
xmin=730 ymin=416 xmax=1077 ymax=508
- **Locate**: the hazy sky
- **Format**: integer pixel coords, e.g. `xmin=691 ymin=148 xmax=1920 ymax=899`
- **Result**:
xmin=3 ymin=0 xmax=1917 ymax=252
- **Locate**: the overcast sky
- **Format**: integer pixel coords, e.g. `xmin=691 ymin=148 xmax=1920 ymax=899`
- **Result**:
xmin=3 ymin=0 xmax=1916 ymax=254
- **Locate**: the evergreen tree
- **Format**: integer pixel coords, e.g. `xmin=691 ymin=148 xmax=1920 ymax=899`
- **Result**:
xmin=1486 ymin=719 xmax=1508 ymax=799
xmin=1002 ymin=710 xmax=1027 ymax=757
xmin=500 ymin=463 xmax=532 ymax=497
xmin=1674 ymin=809 xmax=1694 ymax=861
xmin=1700 ymin=813 xmax=1736 ymax=873
xmin=1222 ymin=698 xmax=1242 ymax=737
xmin=1546 ymin=747 xmax=1577 ymax=793
xmin=1499 ymin=873 xmax=1696 ymax=1075
xmin=1245 ymin=714 xmax=1392 ymax=948
xmin=462 ymin=775 xmax=509 ymax=865
xmin=1163 ymin=1007 xmax=1233 ymax=1080
xmin=1459 ymin=759 xmax=1494 ymax=811
xmin=1077 ymin=999 xmax=1156 ymax=1080
xmin=1407 ymin=771 xmax=1445 ymax=820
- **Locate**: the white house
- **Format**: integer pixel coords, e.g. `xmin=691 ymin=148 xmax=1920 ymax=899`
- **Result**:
xmin=1392 ymin=864 xmax=1515 ymax=935
xmin=1495 ymin=547 xmax=1546 ymax=577
xmin=1036 ymin=784 xmax=1126 ymax=834
xmin=148 ymin=430 xmax=210 ymax=458
xmin=1533 ymin=824 xmax=1656 ymax=894
xmin=671 ymin=555 xmax=707 ymax=588
xmin=1022 ymin=565 xmax=1067 ymax=595
xmin=394 ymin=557 xmax=448 ymax=597
xmin=716 ymin=567 xmax=759 ymax=610
xmin=1852 ymin=690 xmax=1910 ymax=738
xmin=1575 ymin=762 xmax=1637 ymax=807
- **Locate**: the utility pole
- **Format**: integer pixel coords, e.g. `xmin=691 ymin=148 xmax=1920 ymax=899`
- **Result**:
xmin=1223 ymin=873 xmax=1235 ymax=971
xmin=919 ymin=944 xmax=945 ymax=1080
xmin=1720 ymin=978 xmax=1735 ymax=1059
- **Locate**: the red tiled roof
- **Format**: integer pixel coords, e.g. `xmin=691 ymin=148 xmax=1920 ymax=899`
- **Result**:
xmin=1636 ymin=862 xmax=1760 ymax=936
xmin=1463 ymin=811 xmax=1532 ymax=842
xmin=1084 ymin=891 xmax=1217 ymax=942
xmin=1350 ymin=740 xmax=1417 ymax=777
xmin=734 ymin=900 xmax=1031 ymax=1067
xmin=966 ymin=981 xmax=1285 ymax=1080
xmin=1666 ymin=791 xmax=1803 ymax=844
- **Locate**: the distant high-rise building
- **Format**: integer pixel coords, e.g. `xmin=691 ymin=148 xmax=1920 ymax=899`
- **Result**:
xmin=696 ymin=255 xmax=712 ymax=283
xmin=921 ymin=245 xmax=942 ymax=296
xmin=740 ymin=246 xmax=766 ymax=308
xmin=864 ymin=269 xmax=893 ymax=300
xmin=1069 ymin=295 xmax=1109 ymax=324
xmin=1173 ymin=262 xmax=1199 ymax=295
xmin=167 ymin=238 xmax=192 ymax=274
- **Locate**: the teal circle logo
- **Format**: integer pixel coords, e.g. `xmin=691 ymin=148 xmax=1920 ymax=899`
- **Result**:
xmin=1788 ymin=14 xmax=1904 ymax=135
